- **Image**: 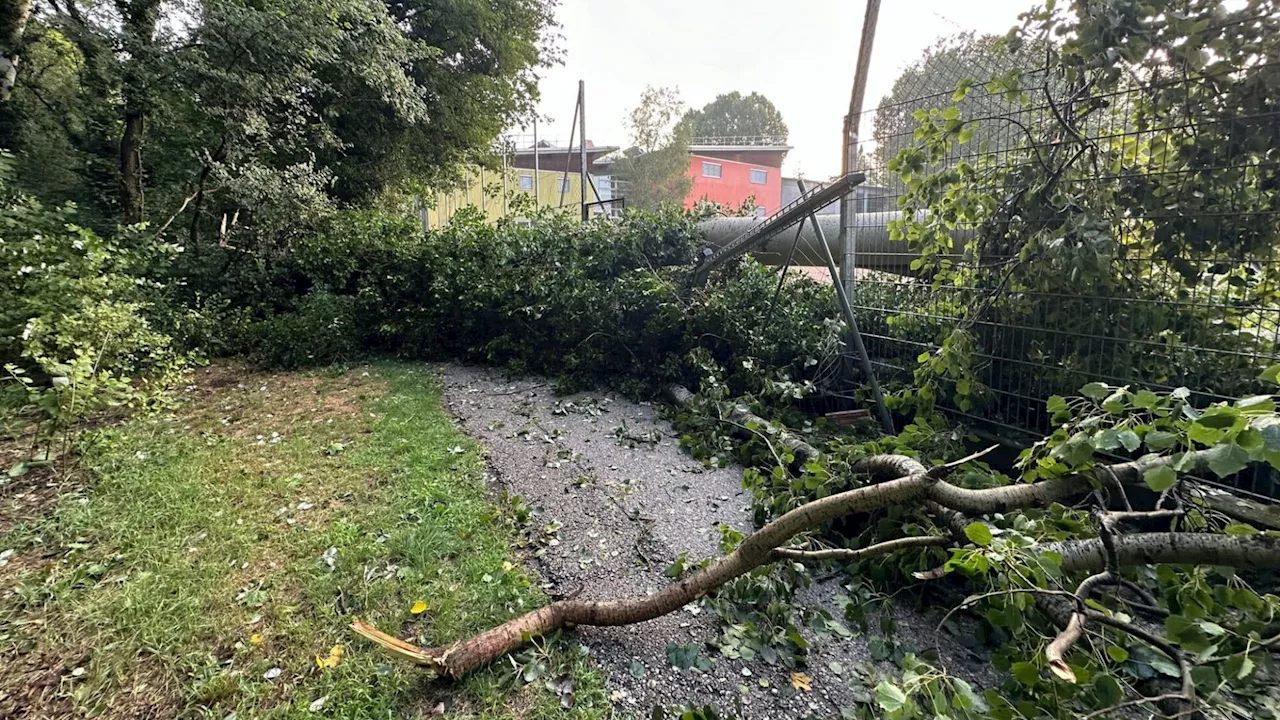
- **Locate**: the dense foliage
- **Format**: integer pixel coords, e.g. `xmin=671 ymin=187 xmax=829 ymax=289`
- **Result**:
xmin=0 ymin=151 xmax=187 ymax=454
xmin=876 ymin=0 xmax=1280 ymax=428
xmin=0 ymin=0 xmax=557 ymax=230
xmin=681 ymin=91 xmax=789 ymax=142
xmin=611 ymin=86 xmax=695 ymax=211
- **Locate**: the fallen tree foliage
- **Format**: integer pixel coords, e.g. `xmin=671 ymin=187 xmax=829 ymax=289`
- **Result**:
xmin=353 ymin=377 xmax=1280 ymax=718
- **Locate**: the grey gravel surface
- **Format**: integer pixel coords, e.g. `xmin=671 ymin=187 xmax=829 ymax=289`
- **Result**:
xmin=441 ymin=364 xmax=994 ymax=718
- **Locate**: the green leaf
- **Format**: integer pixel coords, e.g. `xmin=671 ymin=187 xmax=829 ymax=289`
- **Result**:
xmin=875 ymin=681 xmax=908 ymax=713
xmin=1143 ymin=466 xmax=1177 ymax=492
xmin=1092 ymin=674 xmax=1124 ymax=705
xmin=1261 ymin=424 xmax=1280 ymax=452
xmin=1205 ymin=443 xmax=1250 ymax=478
xmin=665 ymin=643 xmax=700 ymax=670
xmin=951 ymin=678 xmax=988 ymax=712
xmin=1223 ymin=522 xmax=1259 ymax=536
xmin=1195 ymin=406 xmax=1242 ymax=430
xmin=964 ymin=522 xmax=993 ymax=546
xmin=1080 ymin=382 xmax=1109 ymax=401
xmin=1144 ymin=430 xmax=1177 ymax=451
xmin=1046 ymin=395 xmax=1068 ymax=414
xmin=1261 ymin=364 xmax=1280 ymax=386
xmin=1011 ymin=661 xmax=1039 ymax=686
xmin=1117 ymin=430 xmax=1141 ymax=452
xmin=1132 ymin=390 xmax=1159 ymax=409
xmin=1106 ymin=645 xmax=1129 ymax=663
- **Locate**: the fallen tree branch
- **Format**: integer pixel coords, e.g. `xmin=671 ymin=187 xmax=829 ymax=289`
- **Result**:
xmin=773 ymin=535 xmax=951 ymax=562
xmin=352 ymin=444 xmax=1280 ymax=676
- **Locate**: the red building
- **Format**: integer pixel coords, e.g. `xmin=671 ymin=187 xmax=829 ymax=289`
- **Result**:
xmin=683 ymin=142 xmax=791 ymax=216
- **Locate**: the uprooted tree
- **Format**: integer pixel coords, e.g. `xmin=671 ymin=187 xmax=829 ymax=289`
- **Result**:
xmin=355 ymin=377 xmax=1280 ymax=719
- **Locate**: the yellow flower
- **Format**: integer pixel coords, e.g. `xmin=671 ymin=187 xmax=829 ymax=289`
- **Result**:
xmin=410 ymin=601 xmax=428 ymax=615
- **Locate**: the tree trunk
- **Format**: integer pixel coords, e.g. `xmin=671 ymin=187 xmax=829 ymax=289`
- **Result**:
xmin=0 ymin=0 xmax=32 ymax=103
xmin=117 ymin=0 xmax=161 ymax=224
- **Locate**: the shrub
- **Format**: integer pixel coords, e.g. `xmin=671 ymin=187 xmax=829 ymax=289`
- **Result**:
xmin=0 ymin=152 xmax=187 ymax=448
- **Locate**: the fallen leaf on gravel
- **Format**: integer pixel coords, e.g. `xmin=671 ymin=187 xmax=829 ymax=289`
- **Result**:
xmin=791 ymin=672 xmax=812 ymax=691
xmin=410 ymin=601 xmax=428 ymax=614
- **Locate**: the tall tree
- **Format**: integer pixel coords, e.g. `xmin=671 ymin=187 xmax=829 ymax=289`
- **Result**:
xmin=682 ymin=91 xmax=788 ymax=143
xmin=611 ymin=85 xmax=693 ymax=211
xmin=4 ymin=0 xmax=558 ymax=232
xmin=0 ymin=0 xmax=32 ymax=103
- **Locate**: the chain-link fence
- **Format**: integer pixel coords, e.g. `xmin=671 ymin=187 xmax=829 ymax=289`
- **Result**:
xmin=837 ymin=39 xmax=1280 ymax=497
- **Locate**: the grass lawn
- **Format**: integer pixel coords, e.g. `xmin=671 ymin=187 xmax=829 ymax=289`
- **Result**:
xmin=0 ymin=363 xmax=609 ymax=719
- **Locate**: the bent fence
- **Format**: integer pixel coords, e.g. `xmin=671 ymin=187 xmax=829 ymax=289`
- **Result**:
xmin=822 ymin=53 xmax=1280 ymax=498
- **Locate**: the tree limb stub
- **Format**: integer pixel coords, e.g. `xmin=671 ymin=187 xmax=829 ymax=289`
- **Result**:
xmin=351 ymin=443 xmax=1280 ymax=678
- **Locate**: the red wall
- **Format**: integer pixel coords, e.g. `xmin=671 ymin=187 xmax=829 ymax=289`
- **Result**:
xmin=684 ymin=155 xmax=782 ymax=215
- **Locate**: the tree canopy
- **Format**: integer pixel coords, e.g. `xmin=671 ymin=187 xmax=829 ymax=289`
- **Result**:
xmin=611 ymin=85 xmax=693 ymax=211
xmin=0 ymin=0 xmax=558 ymax=231
xmin=681 ymin=91 xmax=788 ymax=143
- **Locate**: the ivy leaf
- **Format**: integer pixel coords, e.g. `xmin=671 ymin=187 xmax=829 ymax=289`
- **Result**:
xmin=1204 ymin=443 xmax=1250 ymax=478
xmin=875 ymin=681 xmax=908 ymax=712
xmin=1143 ymin=466 xmax=1177 ymax=492
xmin=1106 ymin=645 xmax=1129 ymax=663
xmin=964 ymin=522 xmax=993 ymax=546
xmin=1144 ymin=430 xmax=1177 ymax=451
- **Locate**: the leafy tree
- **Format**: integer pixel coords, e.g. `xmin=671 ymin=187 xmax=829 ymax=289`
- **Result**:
xmin=888 ymin=0 xmax=1280 ymax=426
xmin=867 ymin=32 xmax=1035 ymax=187
xmin=1 ymin=0 xmax=558 ymax=232
xmin=682 ymin=91 xmax=788 ymax=143
xmin=611 ymin=86 xmax=693 ymax=211
xmin=0 ymin=0 xmax=32 ymax=103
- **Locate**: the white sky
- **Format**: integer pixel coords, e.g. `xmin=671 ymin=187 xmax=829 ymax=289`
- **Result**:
xmin=525 ymin=0 xmax=1035 ymax=179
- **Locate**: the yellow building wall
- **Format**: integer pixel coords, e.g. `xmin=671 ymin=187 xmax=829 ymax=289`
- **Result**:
xmin=426 ymin=166 xmax=602 ymax=228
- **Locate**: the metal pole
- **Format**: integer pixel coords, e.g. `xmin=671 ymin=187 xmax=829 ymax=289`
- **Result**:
xmin=579 ymin=80 xmax=588 ymax=221
xmin=502 ymin=143 xmax=509 ymax=217
xmin=480 ymin=165 xmax=486 ymax=214
xmin=799 ymin=179 xmax=894 ymax=434
xmin=841 ymin=0 xmax=881 ymax=293
xmin=533 ymin=117 xmax=541 ymax=206
xmin=560 ymin=97 xmax=579 ymax=208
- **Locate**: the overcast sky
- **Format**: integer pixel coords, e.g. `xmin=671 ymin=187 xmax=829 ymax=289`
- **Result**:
xmin=523 ymin=0 xmax=1036 ymax=179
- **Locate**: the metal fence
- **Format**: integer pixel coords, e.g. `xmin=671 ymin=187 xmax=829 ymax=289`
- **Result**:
xmin=836 ymin=50 xmax=1280 ymax=497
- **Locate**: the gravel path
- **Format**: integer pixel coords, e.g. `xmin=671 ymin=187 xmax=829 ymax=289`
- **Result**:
xmin=441 ymin=364 xmax=992 ymax=718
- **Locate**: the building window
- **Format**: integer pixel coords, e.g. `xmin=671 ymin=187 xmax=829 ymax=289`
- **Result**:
xmin=519 ymin=174 xmax=534 ymax=191
xmin=702 ymin=161 xmax=722 ymax=179
xmin=558 ymin=178 xmax=571 ymax=193
xmin=750 ymin=169 xmax=767 ymax=184
xmin=754 ymin=206 xmax=767 ymax=218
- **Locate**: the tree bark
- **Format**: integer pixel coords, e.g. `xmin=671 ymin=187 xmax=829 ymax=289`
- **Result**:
xmin=0 ymin=0 xmax=32 ymax=103
xmin=117 ymin=0 xmax=161 ymax=224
